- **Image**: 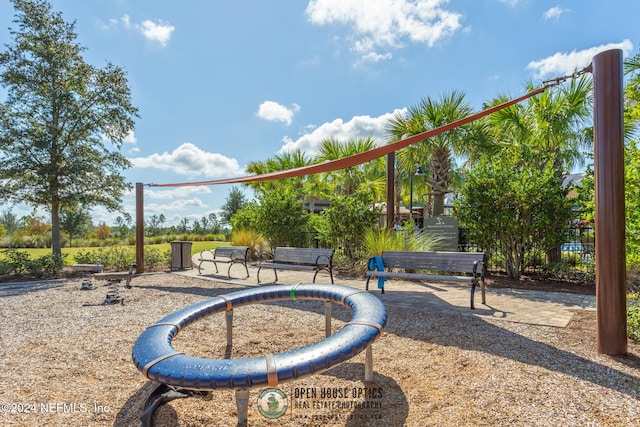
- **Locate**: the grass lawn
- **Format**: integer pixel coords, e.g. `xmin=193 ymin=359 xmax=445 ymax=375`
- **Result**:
xmin=0 ymin=240 xmax=226 ymax=264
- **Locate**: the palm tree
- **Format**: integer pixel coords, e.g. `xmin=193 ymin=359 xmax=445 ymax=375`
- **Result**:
xmin=487 ymin=76 xmax=592 ymax=174
xmin=245 ymin=149 xmax=313 ymax=195
xmin=386 ymin=91 xmax=477 ymax=216
xmin=314 ymin=137 xmax=386 ymax=200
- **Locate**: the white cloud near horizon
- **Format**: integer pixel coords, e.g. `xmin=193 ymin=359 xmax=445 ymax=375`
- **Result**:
xmin=543 ymin=6 xmax=569 ymax=20
xmin=130 ymin=143 xmax=245 ymax=178
xmin=278 ymin=108 xmax=406 ymax=154
xmin=526 ymin=40 xmax=634 ymax=79
xmin=144 ymin=186 xmax=213 ymax=200
xmin=256 ymin=101 xmax=300 ymax=125
xmin=144 ymin=198 xmax=208 ymax=216
xmin=305 ymin=0 xmax=462 ymax=64
xmin=104 ymin=15 xmax=175 ymax=46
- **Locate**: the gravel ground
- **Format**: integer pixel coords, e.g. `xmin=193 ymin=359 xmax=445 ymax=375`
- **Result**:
xmin=0 ymin=272 xmax=638 ymax=426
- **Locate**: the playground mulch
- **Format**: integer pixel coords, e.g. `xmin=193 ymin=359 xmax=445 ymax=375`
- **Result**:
xmin=0 ymin=272 xmax=638 ymax=426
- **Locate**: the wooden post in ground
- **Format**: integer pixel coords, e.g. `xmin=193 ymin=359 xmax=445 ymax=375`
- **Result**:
xmin=136 ymin=182 xmax=145 ymax=274
xmin=386 ymin=152 xmax=395 ymax=230
xmin=593 ymin=48 xmax=627 ymax=355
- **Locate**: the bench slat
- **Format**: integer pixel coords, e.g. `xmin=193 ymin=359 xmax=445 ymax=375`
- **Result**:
xmin=366 ymin=271 xmax=473 ymax=282
xmin=272 ymin=247 xmax=334 ymax=265
xmin=256 ymin=247 xmax=334 ymax=284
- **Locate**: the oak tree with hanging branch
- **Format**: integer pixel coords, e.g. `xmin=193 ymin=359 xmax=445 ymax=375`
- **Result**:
xmin=0 ymin=0 xmax=138 ymax=258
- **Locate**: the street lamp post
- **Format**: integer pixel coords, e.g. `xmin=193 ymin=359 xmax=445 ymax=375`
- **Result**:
xmin=409 ymin=166 xmax=425 ymax=223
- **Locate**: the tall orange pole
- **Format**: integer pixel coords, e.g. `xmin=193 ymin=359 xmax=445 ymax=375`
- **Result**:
xmin=136 ymin=182 xmax=145 ymax=274
xmin=593 ymin=49 xmax=627 ymax=355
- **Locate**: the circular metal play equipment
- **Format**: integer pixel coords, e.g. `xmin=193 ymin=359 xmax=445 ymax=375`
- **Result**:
xmin=132 ymin=283 xmax=387 ymax=426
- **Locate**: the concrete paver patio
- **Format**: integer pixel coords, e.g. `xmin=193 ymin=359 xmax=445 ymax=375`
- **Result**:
xmin=177 ymin=260 xmax=596 ymax=328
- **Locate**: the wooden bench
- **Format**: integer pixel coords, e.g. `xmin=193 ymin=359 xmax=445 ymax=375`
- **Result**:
xmin=366 ymin=251 xmax=486 ymax=309
xmin=196 ymin=246 xmax=250 ymax=278
xmin=255 ymin=247 xmax=335 ymax=284
xmin=93 ymin=264 xmax=137 ymax=289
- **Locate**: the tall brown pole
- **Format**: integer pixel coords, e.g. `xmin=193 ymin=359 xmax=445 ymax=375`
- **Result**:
xmin=136 ymin=182 xmax=145 ymax=274
xmin=386 ymin=152 xmax=395 ymax=229
xmin=593 ymin=49 xmax=627 ymax=355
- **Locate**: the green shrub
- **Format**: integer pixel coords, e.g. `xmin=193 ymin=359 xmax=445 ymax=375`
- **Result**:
xmin=144 ymin=247 xmax=170 ymax=271
xmin=363 ymin=224 xmax=443 ymax=259
xmin=231 ymin=229 xmax=264 ymax=260
xmin=0 ymin=249 xmax=65 ymax=277
xmin=316 ymin=192 xmax=379 ymax=262
xmin=628 ymin=293 xmax=640 ymax=342
xmin=25 ymin=253 xmax=66 ymax=278
xmin=363 ymin=227 xmax=404 ymax=257
xmin=1 ymin=249 xmax=30 ymax=274
xmin=0 ymin=257 xmax=12 ymax=275
xmin=74 ymin=246 xmax=169 ymax=271
xmin=74 ymin=249 xmax=101 ymax=265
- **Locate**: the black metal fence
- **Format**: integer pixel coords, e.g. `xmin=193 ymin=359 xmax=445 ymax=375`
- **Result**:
xmin=458 ymin=226 xmax=595 ymax=280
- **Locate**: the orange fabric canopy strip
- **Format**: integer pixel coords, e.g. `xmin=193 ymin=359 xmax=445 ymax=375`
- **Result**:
xmin=149 ymin=86 xmax=546 ymax=188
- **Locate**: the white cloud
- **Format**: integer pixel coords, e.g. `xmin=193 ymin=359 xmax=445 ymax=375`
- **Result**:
xmin=145 ymin=198 xmax=208 ymax=216
xmin=130 ymin=143 xmax=245 ymax=178
xmin=278 ymin=108 xmax=406 ymax=154
xmin=145 ymin=186 xmax=212 ymax=200
xmin=543 ymin=6 xmax=569 ymax=20
xmin=139 ymin=19 xmax=175 ymax=46
xmin=526 ymin=40 xmax=634 ymax=79
xmin=123 ymin=130 xmax=137 ymax=144
xmin=306 ymin=0 xmax=462 ymax=64
xmin=256 ymin=101 xmax=300 ymax=125
xmin=102 ymin=14 xmax=175 ymax=47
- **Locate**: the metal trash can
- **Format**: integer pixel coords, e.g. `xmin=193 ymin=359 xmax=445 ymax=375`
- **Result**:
xmin=170 ymin=241 xmax=193 ymax=270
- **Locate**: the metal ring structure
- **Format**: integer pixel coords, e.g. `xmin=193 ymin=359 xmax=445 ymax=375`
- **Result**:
xmin=132 ymin=284 xmax=387 ymax=390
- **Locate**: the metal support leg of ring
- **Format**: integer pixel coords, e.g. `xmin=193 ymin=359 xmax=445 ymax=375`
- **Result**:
xmin=324 ymin=301 xmax=332 ymax=337
xmin=364 ymin=344 xmax=373 ymax=382
xmin=226 ymin=309 xmax=234 ymax=346
xmin=236 ymin=388 xmax=249 ymax=427
xmin=224 ymin=309 xmax=234 ymax=359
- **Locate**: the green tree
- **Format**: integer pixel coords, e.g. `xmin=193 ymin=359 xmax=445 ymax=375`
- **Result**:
xmin=0 ymin=208 xmax=21 ymax=235
xmin=488 ymin=77 xmax=592 ymax=174
xmin=455 ymin=147 xmax=573 ymax=279
xmin=386 ymin=91 xmax=476 ymax=216
xmin=60 ymin=204 xmax=92 ymax=246
xmin=315 ymin=191 xmax=380 ymax=262
xmin=252 ymin=189 xmax=309 ymax=250
xmin=113 ymin=212 xmax=132 ymax=237
xmin=487 ymin=77 xmax=592 ymax=263
xmin=314 ymin=137 xmax=385 ymax=199
xmin=230 ymin=201 xmax=260 ymax=231
xmin=577 ymin=141 xmax=640 ymax=267
xmin=0 ymin=0 xmax=138 ymax=258
xmin=199 ymin=213 xmax=220 ymax=235
xmin=220 ymin=186 xmax=247 ymax=225
xmin=178 ymin=217 xmax=190 ymax=234
xmin=147 ymin=214 xmax=163 ymax=236
xmin=245 ymin=150 xmax=312 ymax=195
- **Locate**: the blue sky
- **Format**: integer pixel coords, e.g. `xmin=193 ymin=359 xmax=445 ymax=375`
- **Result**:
xmin=0 ymin=0 xmax=638 ymax=227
